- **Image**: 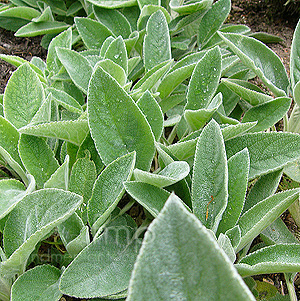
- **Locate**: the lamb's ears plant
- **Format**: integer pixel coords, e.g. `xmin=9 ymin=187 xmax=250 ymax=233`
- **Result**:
xmin=127 ymin=194 xmax=256 ymax=300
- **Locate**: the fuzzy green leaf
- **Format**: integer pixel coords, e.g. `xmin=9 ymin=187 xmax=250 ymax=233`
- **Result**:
xmin=236 ymin=189 xmax=300 ymax=252
xmin=217 ymin=149 xmax=249 ymax=235
xmin=2 ymin=189 xmax=82 ymax=276
xmin=59 ymin=223 xmax=140 ymax=298
xmin=87 ymin=65 xmax=155 ymax=170
xmin=127 ymin=194 xmax=255 ymax=300
xmin=4 ymin=63 xmax=44 ymax=129
xmin=169 ymin=0 xmax=213 ymax=15
xmin=185 ymin=47 xmax=221 ymax=110
xmin=143 ymin=10 xmax=171 ymax=71
xmin=290 ymin=19 xmax=300 ymax=90
xmin=88 ymin=152 xmax=136 ymax=235
xmin=19 ymin=120 xmax=89 ymax=146
xmin=225 ymin=132 xmax=300 ymax=179
xmin=219 ymin=33 xmax=289 ymax=97
xmin=236 ymin=244 xmax=300 ymax=277
xmin=136 ymin=91 xmax=163 ymax=141
xmin=56 ymin=47 xmax=93 ymax=94
xmin=192 ymin=120 xmax=228 ymax=232
xmin=19 ymin=134 xmax=59 ymax=188
xmin=11 ymin=265 xmax=62 ymax=301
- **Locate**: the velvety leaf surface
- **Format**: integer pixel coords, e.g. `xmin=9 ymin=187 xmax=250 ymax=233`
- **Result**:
xmin=192 ymin=120 xmax=228 ymax=232
xmin=0 ymin=116 xmax=23 ymax=168
xmin=69 ymin=153 xmax=97 ymax=204
xmin=94 ymin=6 xmax=131 ymax=38
xmin=185 ymin=47 xmax=221 ymax=110
xmin=75 ymin=17 xmax=113 ymax=50
xmin=2 ymin=189 xmax=82 ymax=276
xmin=169 ymin=0 xmax=212 ymax=14
xmin=88 ymin=152 xmax=135 ymax=234
xmin=242 ymin=97 xmax=291 ymax=132
xmin=136 ymin=91 xmax=163 ymax=141
xmin=124 ymin=181 xmax=171 ymax=217
xmin=59 ymin=223 xmax=141 ymax=298
xmin=225 ymin=132 xmax=300 ymax=179
xmin=143 ymin=10 xmax=171 ymax=71
xmin=104 ymin=36 xmax=128 ymax=74
xmin=198 ymin=0 xmax=231 ymax=49
xmin=56 ymin=47 xmax=93 ymax=94
xmin=237 ymin=189 xmax=300 ymax=252
xmin=243 ymin=169 xmax=282 ymax=214
xmin=219 ymin=33 xmax=289 ymax=97
xmin=19 ymin=134 xmax=59 ymax=188
xmin=134 ymin=161 xmax=189 ymax=188
xmin=11 ymin=265 xmax=62 ymax=301
xmin=290 ymin=19 xmax=300 ymax=89
xmin=88 ymin=65 xmax=155 ymax=170
xmin=46 ymin=27 xmax=72 ymax=77
xmin=19 ymin=120 xmax=89 ymax=146
xmin=87 ymin=0 xmax=136 ymax=8
xmin=217 ymin=148 xmax=249 ymax=235
xmin=44 ymin=155 xmax=69 ymax=190
xmin=4 ymin=63 xmax=44 ymax=129
xmin=236 ymin=244 xmax=300 ymax=277
xmin=127 ymin=194 xmax=255 ymax=300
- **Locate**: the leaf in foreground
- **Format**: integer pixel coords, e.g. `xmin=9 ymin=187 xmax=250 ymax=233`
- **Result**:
xmin=127 ymin=194 xmax=255 ymax=300
xmin=11 ymin=265 xmax=62 ymax=301
xmin=1 ymin=189 xmax=82 ymax=276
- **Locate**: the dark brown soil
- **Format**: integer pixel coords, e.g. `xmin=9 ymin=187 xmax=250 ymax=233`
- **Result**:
xmin=0 ymin=27 xmax=46 ymax=94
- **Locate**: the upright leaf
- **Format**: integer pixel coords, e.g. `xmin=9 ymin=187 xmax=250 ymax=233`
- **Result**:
xmin=104 ymin=36 xmax=128 ymax=74
xmin=192 ymin=120 xmax=228 ymax=232
xmin=93 ymin=6 xmax=131 ymax=38
xmin=4 ymin=63 xmax=44 ymax=129
xmin=137 ymin=91 xmax=163 ymax=141
xmin=75 ymin=17 xmax=113 ymax=50
xmin=88 ymin=66 xmax=155 ymax=170
xmin=290 ymin=18 xmax=300 ymax=90
xmin=219 ymin=33 xmax=289 ymax=97
xmin=169 ymin=0 xmax=213 ymax=15
xmin=217 ymin=148 xmax=250 ymax=235
xmin=127 ymin=194 xmax=255 ymax=300
xmin=88 ymin=152 xmax=135 ymax=235
xmin=143 ymin=10 xmax=171 ymax=71
xmin=19 ymin=134 xmax=59 ymax=188
xmin=46 ymin=27 xmax=72 ymax=78
xmin=198 ymin=0 xmax=231 ymax=49
xmin=185 ymin=47 xmax=221 ymax=110
xmin=56 ymin=47 xmax=93 ymax=94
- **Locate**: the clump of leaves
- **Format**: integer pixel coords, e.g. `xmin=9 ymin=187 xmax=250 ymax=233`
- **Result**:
xmin=1 ymin=0 xmax=300 ymax=300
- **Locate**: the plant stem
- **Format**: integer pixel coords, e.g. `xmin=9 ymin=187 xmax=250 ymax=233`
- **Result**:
xmin=284 ymin=273 xmax=297 ymax=301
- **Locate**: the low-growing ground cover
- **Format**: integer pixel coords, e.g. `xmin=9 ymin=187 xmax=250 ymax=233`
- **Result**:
xmin=1 ymin=0 xmax=300 ymax=300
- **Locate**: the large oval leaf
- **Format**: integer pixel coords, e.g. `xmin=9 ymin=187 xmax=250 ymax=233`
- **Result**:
xmin=127 ymin=194 xmax=255 ymax=300
xmin=4 ymin=63 xmax=44 ymax=129
xmin=290 ymin=18 xmax=300 ymax=90
xmin=87 ymin=65 xmax=155 ymax=171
